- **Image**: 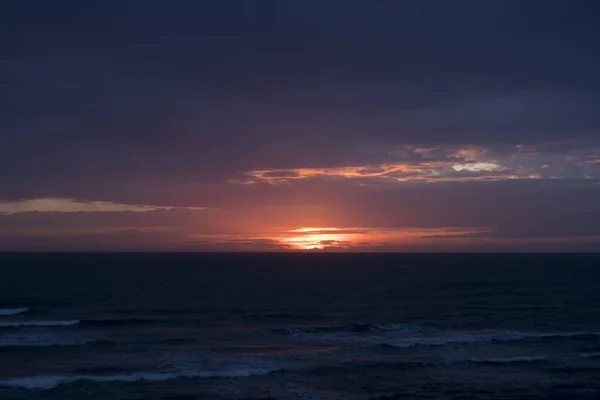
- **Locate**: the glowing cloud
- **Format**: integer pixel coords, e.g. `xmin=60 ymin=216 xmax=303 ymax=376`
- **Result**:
xmin=0 ymin=198 xmax=205 ymax=215
xmin=233 ymin=144 xmax=600 ymax=185
xmin=451 ymin=162 xmax=504 ymax=172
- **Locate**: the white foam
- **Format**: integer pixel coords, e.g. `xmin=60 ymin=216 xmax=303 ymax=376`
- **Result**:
xmin=0 ymin=320 xmax=80 ymax=328
xmin=0 ymin=367 xmax=282 ymax=390
xmin=0 ymin=308 xmax=29 ymax=316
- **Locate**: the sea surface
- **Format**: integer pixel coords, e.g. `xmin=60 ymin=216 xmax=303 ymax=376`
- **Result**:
xmin=1 ymin=253 xmax=600 ymax=400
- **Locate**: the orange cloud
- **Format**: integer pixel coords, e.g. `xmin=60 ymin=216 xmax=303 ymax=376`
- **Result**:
xmin=235 ymin=160 xmax=520 ymax=185
xmin=232 ymin=143 xmax=600 ymax=185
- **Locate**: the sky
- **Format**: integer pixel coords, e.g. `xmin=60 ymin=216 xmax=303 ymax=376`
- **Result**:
xmin=1 ymin=0 xmax=600 ymax=251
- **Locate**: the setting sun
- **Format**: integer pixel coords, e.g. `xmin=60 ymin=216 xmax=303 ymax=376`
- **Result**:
xmin=279 ymin=228 xmax=360 ymax=250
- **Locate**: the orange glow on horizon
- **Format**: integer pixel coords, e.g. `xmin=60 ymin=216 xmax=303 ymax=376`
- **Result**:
xmin=187 ymin=226 xmax=498 ymax=251
xmin=288 ymin=227 xmax=342 ymax=233
xmin=271 ymin=226 xmax=492 ymax=250
xmin=281 ymin=232 xmax=360 ymax=250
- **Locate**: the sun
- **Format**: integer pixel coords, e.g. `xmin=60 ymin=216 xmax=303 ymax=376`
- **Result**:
xmin=280 ymin=227 xmax=358 ymax=250
xmin=282 ymin=234 xmax=337 ymax=250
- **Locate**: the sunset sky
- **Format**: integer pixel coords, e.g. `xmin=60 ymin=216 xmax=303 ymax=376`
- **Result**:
xmin=1 ymin=0 xmax=600 ymax=251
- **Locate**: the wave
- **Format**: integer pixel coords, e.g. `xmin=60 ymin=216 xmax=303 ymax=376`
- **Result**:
xmin=301 ymin=361 xmax=432 ymax=376
xmin=0 ymin=318 xmax=190 ymax=329
xmin=0 ymin=334 xmax=200 ymax=349
xmin=79 ymin=317 xmax=210 ymax=328
xmin=270 ymin=323 xmax=425 ymax=335
xmin=261 ymin=312 xmax=319 ymax=320
xmin=0 ymin=367 xmax=284 ymax=390
xmin=79 ymin=318 xmax=165 ymax=327
xmin=468 ymin=355 xmax=548 ymax=364
xmin=73 ymin=366 xmax=141 ymax=375
xmin=0 ymin=330 xmax=108 ymax=348
xmin=115 ymin=308 xmax=212 ymax=317
xmin=0 ymin=320 xmax=80 ymax=328
xmin=381 ymin=331 xmax=600 ymax=349
xmin=0 ymin=339 xmax=109 ymax=349
xmin=580 ymin=352 xmax=600 ymax=359
xmin=489 ymin=331 xmax=600 ymax=344
xmin=269 ymin=324 xmax=600 ymax=349
xmin=0 ymin=308 xmax=29 ymax=316
xmin=147 ymin=338 xmax=200 ymax=346
xmin=264 ymin=313 xmax=302 ymax=319
xmin=0 ymin=301 xmax=71 ymax=308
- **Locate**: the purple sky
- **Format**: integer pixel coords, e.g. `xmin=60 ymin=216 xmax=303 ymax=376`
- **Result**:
xmin=1 ymin=0 xmax=600 ymax=251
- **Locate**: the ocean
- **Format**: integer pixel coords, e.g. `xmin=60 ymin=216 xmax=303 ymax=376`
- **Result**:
xmin=1 ymin=253 xmax=599 ymax=400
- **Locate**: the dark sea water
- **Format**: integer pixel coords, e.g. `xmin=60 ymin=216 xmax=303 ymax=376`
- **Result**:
xmin=1 ymin=253 xmax=600 ymax=400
